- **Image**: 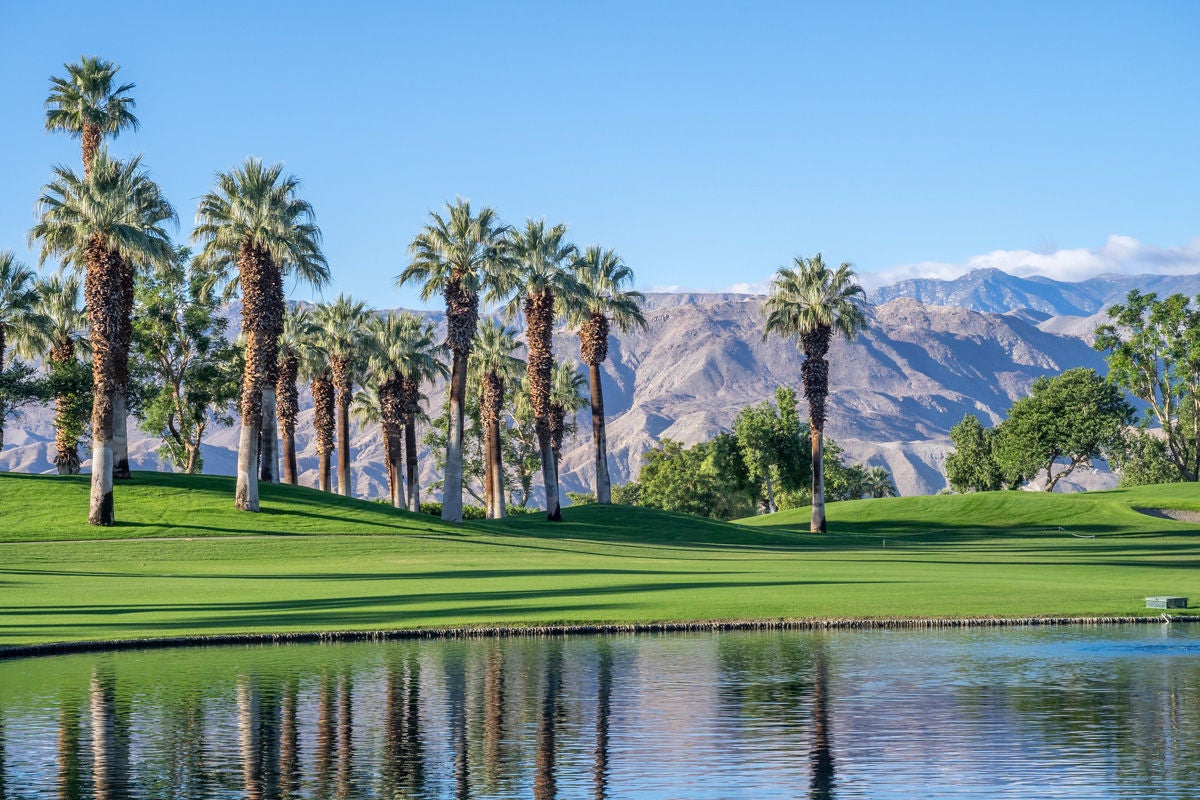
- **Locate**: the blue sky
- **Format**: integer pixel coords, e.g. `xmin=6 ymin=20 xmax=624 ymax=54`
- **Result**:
xmin=2 ymin=1 xmax=1197 ymax=308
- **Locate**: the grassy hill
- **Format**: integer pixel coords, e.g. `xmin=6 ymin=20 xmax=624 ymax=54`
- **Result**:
xmin=1 ymin=472 xmax=1198 ymax=649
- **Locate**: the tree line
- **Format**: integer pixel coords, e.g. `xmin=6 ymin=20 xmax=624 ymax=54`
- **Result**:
xmin=946 ymin=289 xmax=1200 ymax=492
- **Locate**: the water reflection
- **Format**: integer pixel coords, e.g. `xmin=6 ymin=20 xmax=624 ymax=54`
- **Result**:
xmin=1 ymin=626 xmax=1199 ymax=798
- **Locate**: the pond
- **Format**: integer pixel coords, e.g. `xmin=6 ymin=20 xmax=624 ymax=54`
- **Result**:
xmin=1 ymin=625 xmax=1198 ymax=799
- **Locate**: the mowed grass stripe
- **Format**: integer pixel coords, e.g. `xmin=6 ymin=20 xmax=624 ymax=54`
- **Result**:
xmin=1 ymin=473 xmax=1198 ymax=647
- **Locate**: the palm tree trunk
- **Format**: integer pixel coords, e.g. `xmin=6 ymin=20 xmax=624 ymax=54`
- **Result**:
xmin=810 ymin=425 xmax=826 ymax=533
xmin=55 ymin=390 xmax=81 ymax=475
xmin=389 ymin=433 xmax=406 ymax=510
xmin=587 ymin=363 xmax=612 ymax=504
xmin=490 ymin=416 xmax=506 ymax=518
xmin=313 ymin=374 xmax=335 ymax=492
xmin=235 ymin=244 xmax=277 ymax=512
xmin=85 ymin=239 xmax=120 ymax=525
xmin=259 ymin=388 xmax=279 ymax=483
xmin=111 ymin=390 xmax=130 ymax=479
xmin=405 ymin=416 xmax=420 ymax=512
xmin=536 ymin=418 xmax=561 ymax=522
xmin=278 ymin=355 xmax=299 ymax=485
xmin=336 ymin=392 xmax=351 ymax=497
xmin=236 ymin=411 xmax=261 ymax=512
xmin=442 ymin=349 xmax=468 ymax=523
xmin=483 ymin=423 xmax=495 ymax=519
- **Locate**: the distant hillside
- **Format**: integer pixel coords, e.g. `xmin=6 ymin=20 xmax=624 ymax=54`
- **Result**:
xmin=873 ymin=268 xmax=1200 ymax=315
xmin=0 ymin=288 xmax=1130 ymax=500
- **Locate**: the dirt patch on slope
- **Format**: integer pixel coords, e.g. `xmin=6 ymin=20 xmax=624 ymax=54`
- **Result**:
xmin=1135 ymin=507 xmax=1200 ymax=524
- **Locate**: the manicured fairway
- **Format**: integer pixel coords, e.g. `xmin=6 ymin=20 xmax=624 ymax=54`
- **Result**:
xmin=1 ymin=472 xmax=1198 ymax=648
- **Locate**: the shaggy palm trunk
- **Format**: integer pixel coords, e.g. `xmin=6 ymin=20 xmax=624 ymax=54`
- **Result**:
xmin=49 ymin=341 xmax=84 ymax=471
xmin=801 ymin=326 xmax=832 ymax=533
xmin=235 ymin=244 xmax=279 ymax=512
xmin=442 ymin=277 xmax=479 ymax=523
xmin=580 ymin=315 xmax=612 ymax=503
xmin=405 ymin=416 xmax=420 ymax=512
xmin=258 ymin=271 xmax=284 ymax=485
xmin=549 ymin=402 xmax=566 ymax=479
xmin=81 ymin=125 xmax=100 ymax=178
xmin=85 ymin=238 xmax=121 ymax=525
xmin=443 ymin=349 xmax=469 ymax=522
xmin=312 ymin=373 xmax=335 ymax=492
xmin=112 ymin=260 xmax=135 ymax=480
xmin=382 ymin=379 xmax=406 ymax=510
xmin=332 ymin=357 xmax=353 ymax=497
xmin=526 ymin=290 xmax=561 ymax=521
xmin=481 ymin=372 xmax=506 ymax=519
xmin=277 ymin=354 xmax=299 ymax=485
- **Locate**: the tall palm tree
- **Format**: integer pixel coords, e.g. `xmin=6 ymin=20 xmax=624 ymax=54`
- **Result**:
xmin=350 ymin=381 xmax=401 ymax=507
xmin=398 ymin=199 xmax=509 ymax=523
xmin=0 ymin=252 xmax=51 ymax=452
xmin=369 ymin=312 xmax=447 ymax=511
xmin=34 ymin=273 xmax=90 ymax=474
xmin=570 ymin=246 xmax=645 ymax=503
xmin=276 ymin=305 xmax=320 ymax=485
xmin=31 ymin=152 xmax=175 ymax=525
xmin=470 ymin=320 xmax=524 ymax=519
xmin=492 ymin=219 xmax=583 ymax=521
xmin=548 ymin=360 xmax=588 ymax=473
xmin=301 ymin=349 xmax=336 ymax=493
xmin=764 ymin=254 xmax=867 ymax=532
xmin=193 ymin=158 xmax=328 ymax=511
xmin=45 ymin=58 xmax=141 ymax=476
xmin=44 ymin=56 xmax=139 ymax=177
xmin=313 ymin=295 xmax=374 ymax=498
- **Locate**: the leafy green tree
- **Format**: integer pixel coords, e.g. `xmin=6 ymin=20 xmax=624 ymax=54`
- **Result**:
xmin=993 ymin=367 xmax=1134 ymax=491
xmin=630 ymin=436 xmax=755 ymax=520
xmin=505 ymin=383 xmax=543 ymax=509
xmin=399 ymin=199 xmax=509 ymax=523
xmin=569 ymin=245 xmax=646 ymax=503
xmin=764 ymin=254 xmax=867 ymax=532
xmin=425 ymin=383 xmax=487 ymax=506
xmin=0 ymin=362 xmax=41 ymax=446
xmin=1095 ymin=291 xmax=1200 ymax=482
xmin=733 ymin=387 xmax=808 ymax=512
xmin=132 ymin=248 xmax=240 ymax=473
xmin=1107 ymin=429 xmax=1185 ymax=487
xmin=944 ymin=414 xmax=1004 ymax=493
xmin=193 ymin=158 xmax=328 ymax=511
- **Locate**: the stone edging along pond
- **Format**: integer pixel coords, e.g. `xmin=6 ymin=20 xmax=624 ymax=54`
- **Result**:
xmin=2 ymin=614 xmax=1196 ymax=661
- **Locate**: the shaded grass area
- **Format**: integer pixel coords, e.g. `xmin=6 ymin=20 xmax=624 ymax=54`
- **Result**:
xmin=1 ymin=473 xmax=1199 ymax=648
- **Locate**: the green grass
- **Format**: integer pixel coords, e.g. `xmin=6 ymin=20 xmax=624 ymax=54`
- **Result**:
xmin=2 ymin=471 xmax=1199 ymax=649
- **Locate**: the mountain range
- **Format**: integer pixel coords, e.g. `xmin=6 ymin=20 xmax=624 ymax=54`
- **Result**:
xmin=5 ymin=269 xmax=1198 ymax=501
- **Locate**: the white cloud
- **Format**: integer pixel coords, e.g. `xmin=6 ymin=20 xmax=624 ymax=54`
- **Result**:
xmin=865 ymin=235 xmax=1200 ymax=289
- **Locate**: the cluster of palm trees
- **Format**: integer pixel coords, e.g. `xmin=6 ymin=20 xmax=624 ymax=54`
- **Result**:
xmin=10 ymin=56 xmax=647 ymax=526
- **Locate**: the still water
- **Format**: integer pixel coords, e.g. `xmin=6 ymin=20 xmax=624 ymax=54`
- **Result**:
xmin=0 ymin=625 xmax=1198 ymax=799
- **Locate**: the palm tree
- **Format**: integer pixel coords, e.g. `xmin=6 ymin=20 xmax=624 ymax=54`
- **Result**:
xmin=865 ymin=466 xmax=897 ymax=499
xmin=548 ymin=360 xmax=588 ymax=473
xmin=764 ymin=254 xmax=867 ymax=533
xmin=350 ymin=381 xmax=401 ymax=506
xmin=44 ymin=56 xmax=139 ymax=177
xmin=492 ymin=219 xmax=584 ymax=521
xmin=276 ymin=305 xmax=320 ymax=485
xmin=0 ymin=252 xmax=51 ymax=452
xmin=398 ymin=199 xmax=509 ymax=523
xmin=45 ymin=58 xmax=141 ymax=477
xmin=570 ymin=246 xmax=645 ymax=503
xmin=470 ymin=320 xmax=524 ymax=519
xmin=313 ymin=296 xmax=375 ymax=498
xmin=31 ymin=152 xmax=175 ymax=525
xmin=302 ymin=350 xmax=336 ymax=493
xmin=34 ymin=273 xmax=90 ymax=474
xmin=369 ymin=312 xmax=447 ymax=511
xmin=193 ymin=158 xmax=328 ymax=511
